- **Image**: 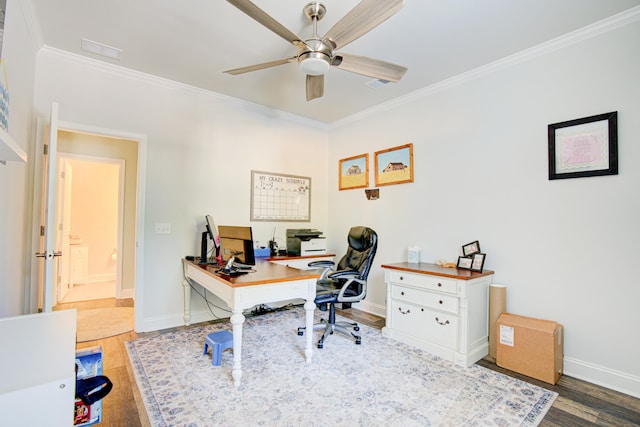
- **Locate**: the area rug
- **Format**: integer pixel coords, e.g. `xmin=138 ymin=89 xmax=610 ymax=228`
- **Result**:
xmin=77 ymin=307 xmax=133 ymax=342
xmin=126 ymin=308 xmax=557 ymax=426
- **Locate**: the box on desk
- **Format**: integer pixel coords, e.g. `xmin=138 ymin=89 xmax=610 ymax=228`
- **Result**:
xmin=74 ymin=346 xmax=103 ymax=426
xmin=496 ymin=313 xmax=563 ymax=385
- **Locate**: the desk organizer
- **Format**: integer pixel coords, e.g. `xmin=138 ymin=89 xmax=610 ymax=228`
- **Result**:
xmin=254 ymin=247 xmax=271 ymax=257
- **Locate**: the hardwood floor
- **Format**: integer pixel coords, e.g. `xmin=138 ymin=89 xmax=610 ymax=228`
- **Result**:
xmin=57 ymin=300 xmax=639 ymax=426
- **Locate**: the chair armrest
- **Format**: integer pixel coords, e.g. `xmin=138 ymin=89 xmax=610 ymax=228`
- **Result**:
xmin=308 ymin=260 xmax=335 ymax=268
xmin=327 ymin=269 xmax=359 ymax=280
xmin=309 ymin=260 xmax=336 ymax=281
xmin=328 ymin=270 xmax=366 ymax=303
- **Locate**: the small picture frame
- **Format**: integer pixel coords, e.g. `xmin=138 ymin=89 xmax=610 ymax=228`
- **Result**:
xmin=462 ymin=240 xmax=481 ymax=257
xmin=457 ymin=256 xmax=473 ymax=270
xmin=471 ymin=253 xmax=486 ymax=273
xmin=365 ymin=188 xmax=379 ymax=200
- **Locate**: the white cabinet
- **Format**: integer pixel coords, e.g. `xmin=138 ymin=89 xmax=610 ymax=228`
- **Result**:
xmin=381 ymin=263 xmax=493 ymax=367
xmin=0 ymin=310 xmax=77 ymax=426
xmin=69 ymin=244 xmax=89 ymax=286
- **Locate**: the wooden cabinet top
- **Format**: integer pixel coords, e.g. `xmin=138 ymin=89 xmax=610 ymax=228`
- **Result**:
xmin=381 ymin=262 xmax=494 ymax=280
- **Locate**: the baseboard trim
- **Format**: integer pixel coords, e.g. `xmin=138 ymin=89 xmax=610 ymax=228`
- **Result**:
xmin=564 ymin=356 xmax=640 ymax=398
xmin=88 ymin=273 xmax=117 ymax=283
xmin=353 ymin=300 xmax=386 ymax=318
xmin=119 ymin=288 xmax=134 ymax=299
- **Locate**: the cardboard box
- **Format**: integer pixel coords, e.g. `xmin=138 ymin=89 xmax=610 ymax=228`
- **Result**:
xmin=74 ymin=346 xmax=103 ymax=426
xmin=496 ymin=313 xmax=563 ymax=384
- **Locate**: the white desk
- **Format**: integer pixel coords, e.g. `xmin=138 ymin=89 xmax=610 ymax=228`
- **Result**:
xmin=182 ymin=256 xmax=332 ymax=386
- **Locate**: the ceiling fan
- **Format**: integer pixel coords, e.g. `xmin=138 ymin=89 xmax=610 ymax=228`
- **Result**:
xmin=224 ymin=0 xmax=408 ymax=101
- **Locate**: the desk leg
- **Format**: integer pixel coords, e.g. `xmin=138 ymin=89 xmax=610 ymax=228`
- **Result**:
xmin=230 ymin=310 xmax=245 ymax=387
xmin=304 ymin=299 xmax=315 ymax=363
xmin=182 ymin=279 xmax=191 ymax=326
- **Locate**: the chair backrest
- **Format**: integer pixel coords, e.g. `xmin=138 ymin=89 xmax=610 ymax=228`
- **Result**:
xmin=336 ymin=226 xmax=378 ymax=281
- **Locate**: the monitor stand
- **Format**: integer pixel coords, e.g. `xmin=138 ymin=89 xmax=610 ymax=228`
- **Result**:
xmin=199 ymin=231 xmax=218 ymax=265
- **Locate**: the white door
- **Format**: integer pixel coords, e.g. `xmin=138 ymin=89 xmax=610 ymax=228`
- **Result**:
xmin=35 ymin=102 xmax=60 ymax=312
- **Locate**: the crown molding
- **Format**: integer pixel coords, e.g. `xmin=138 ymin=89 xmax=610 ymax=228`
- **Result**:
xmin=330 ymin=5 xmax=640 ymax=130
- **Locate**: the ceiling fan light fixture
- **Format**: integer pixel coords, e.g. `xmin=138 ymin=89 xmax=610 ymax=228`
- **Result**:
xmin=299 ymin=52 xmax=330 ymax=75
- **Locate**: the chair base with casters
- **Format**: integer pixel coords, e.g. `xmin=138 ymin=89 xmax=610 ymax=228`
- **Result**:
xmin=297 ymin=303 xmax=361 ymax=349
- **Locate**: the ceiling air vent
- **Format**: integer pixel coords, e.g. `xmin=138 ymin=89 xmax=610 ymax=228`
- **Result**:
xmin=81 ymin=38 xmax=122 ymax=60
xmin=366 ymin=79 xmax=391 ymax=89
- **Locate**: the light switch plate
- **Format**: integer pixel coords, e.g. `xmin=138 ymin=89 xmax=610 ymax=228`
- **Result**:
xmin=154 ymin=222 xmax=171 ymax=234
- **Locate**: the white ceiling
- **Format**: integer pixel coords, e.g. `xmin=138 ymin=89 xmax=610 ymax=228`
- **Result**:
xmin=28 ymin=0 xmax=640 ymax=124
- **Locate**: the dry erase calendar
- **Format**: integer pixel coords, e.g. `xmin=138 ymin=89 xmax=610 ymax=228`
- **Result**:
xmin=251 ymin=170 xmax=311 ymax=222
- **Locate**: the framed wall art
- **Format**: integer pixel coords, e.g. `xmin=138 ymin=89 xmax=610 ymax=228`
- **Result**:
xmin=375 ymin=143 xmax=414 ymax=186
xmin=339 ymin=153 xmax=369 ymax=190
xmin=548 ymin=111 xmax=618 ymax=180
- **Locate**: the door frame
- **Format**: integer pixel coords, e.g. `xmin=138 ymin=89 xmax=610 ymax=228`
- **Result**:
xmin=28 ymin=117 xmax=147 ymax=331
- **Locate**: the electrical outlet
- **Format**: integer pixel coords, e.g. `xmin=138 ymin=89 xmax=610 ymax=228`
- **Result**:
xmin=155 ymin=222 xmax=171 ymax=234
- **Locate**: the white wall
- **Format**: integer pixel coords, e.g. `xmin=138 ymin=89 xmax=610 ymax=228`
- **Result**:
xmin=0 ymin=0 xmax=38 ymax=316
xmin=32 ymin=48 xmax=329 ymax=330
xmin=328 ymin=19 xmax=640 ymax=396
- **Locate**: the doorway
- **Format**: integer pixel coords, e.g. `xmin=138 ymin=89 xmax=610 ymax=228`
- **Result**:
xmin=55 ymin=155 xmax=123 ymax=304
xmin=30 ymin=114 xmax=146 ymax=332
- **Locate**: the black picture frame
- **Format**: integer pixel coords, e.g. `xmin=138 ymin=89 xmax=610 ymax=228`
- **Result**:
xmin=462 ymin=240 xmax=481 ymax=257
xmin=457 ymin=256 xmax=472 ymax=270
xmin=548 ymin=111 xmax=618 ymax=180
xmin=471 ymin=253 xmax=486 ymax=273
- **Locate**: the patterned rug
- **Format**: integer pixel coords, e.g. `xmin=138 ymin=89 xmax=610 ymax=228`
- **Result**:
xmin=126 ymin=308 xmax=557 ymax=426
xmin=77 ymin=307 xmax=133 ymax=342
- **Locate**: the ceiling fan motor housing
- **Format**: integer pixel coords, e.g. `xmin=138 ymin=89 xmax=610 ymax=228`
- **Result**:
xmin=298 ymin=38 xmax=332 ymax=75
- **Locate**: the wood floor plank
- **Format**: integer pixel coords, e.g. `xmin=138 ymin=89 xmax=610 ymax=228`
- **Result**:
xmin=100 ymin=366 xmax=142 ymax=427
xmin=552 ymin=395 xmax=600 ymax=423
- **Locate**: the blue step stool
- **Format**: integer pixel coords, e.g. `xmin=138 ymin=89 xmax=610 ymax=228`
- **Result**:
xmin=203 ymin=330 xmax=233 ymax=366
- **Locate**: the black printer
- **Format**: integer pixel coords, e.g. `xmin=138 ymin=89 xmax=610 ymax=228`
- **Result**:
xmin=286 ymin=229 xmax=327 ymax=256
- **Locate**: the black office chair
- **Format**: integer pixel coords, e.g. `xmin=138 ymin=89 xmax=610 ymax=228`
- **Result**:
xmin=297 ymin=226 xmax=378 ymax=348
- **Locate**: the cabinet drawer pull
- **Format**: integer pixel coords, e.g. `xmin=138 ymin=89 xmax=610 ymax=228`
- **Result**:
xmin=398 ymin=307 xmax=411 ymax=315
xmin=437 ymin=282 xmax=442 ymax=287
xmin=400 ymin=276 xmax=404 ymax=281
xmin=439 ymin=300 xmax=443 ymax=304
xmin=401 ymin=291 xmax=405 ymax=296
xmin=435 ymin=317 xmax=450 ymax=326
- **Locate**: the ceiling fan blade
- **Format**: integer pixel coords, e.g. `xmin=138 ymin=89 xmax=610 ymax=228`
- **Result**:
xmin=333 ymin=53 xmax=407 ymax=82
xmin=306 ymin=75 xmax=324 ymax=101
xmin=227 ymin=0 xmax=307 ymax=48
xmin=322 ymin=0 xmax=404 ymax=50
xmin=224 ymin=57 xmax=297 ymax=75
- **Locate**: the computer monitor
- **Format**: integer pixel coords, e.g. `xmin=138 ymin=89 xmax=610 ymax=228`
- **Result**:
xmin=218 ymin=225 xmax=256 ymax=266
xmin=199 ymin=215 xmax=219 ymax=264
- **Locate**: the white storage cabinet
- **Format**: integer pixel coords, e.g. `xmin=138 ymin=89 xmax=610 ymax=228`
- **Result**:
xmin=381 ymin=263 xmax=493 ymax=367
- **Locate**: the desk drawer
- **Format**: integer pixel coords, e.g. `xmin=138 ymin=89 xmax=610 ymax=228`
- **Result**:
xmin=390 ymin=300 xmax=458 ymax=350
xmin=389 ymin=271 xmax=457 ymax=295
xmin=391 ymin=285 xmax=458 ymax=314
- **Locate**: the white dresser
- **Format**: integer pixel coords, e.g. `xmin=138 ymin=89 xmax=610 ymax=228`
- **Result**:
xmin=381 ymin=262 xmax=493 ymax=366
